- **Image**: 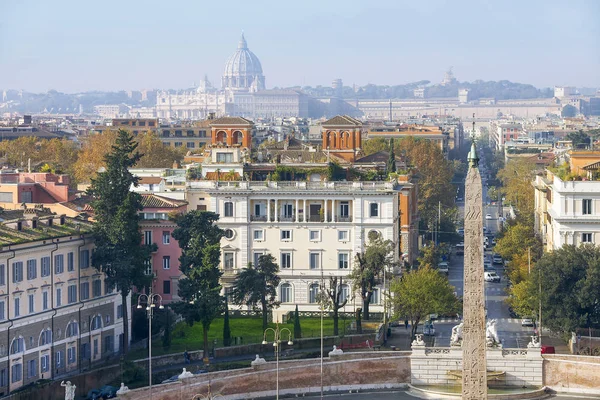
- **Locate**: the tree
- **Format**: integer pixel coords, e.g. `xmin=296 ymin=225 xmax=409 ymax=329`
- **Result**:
xmin=170 ymin=211 xmax=224 ymax=360
xmin=88 ymin=129 xmax=153 ymax=354
xmin=161 ymin=308 xmax=173 ymax=349
xmin=561 ymin=104 xmax=577 ymax=118
xmin=391 ymin=266 xmax=460 ymax=340
xmin=293 ymin=305 xmax=302 ymax=339
xmin=565 ymin=130 xmax=590 ymax=149
xmin=494 ymin=221 xmax=541 ymax=265
xmin=231 ymin=254 xmax=281 ymax=330
xmin=523 ymin=245 xmax=600 ymax=338
xmin=349 ymin=233 xmax=395 ymax=320
xmin=497 ymin=158 xmax=538 ymax=222
xmin=387 ymin=138 xmax=396 ymax=174
xmin=135 ymin=131 xmax=186 ymax=168
xmin=417 ymin=242 xmax=444 ymax=269
xmin=223 ymin=299 xmax=232 ymax=347
xmin=323 ymin=276 xmax=348 ymax=336
xmin=73 ymin=129 xmax=119 ymax=183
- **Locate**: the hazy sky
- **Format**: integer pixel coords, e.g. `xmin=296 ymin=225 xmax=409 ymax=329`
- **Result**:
xmin=1 ymin=0 xmax=598 ymax=93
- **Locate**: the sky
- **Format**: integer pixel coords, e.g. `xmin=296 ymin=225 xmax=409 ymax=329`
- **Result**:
xmin=0 ymin=0 xmax=599 ymax=93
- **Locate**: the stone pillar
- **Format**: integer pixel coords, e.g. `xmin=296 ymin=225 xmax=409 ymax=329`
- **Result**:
xmin=295 ymin=199 xmax=299 ymax=223
xmin=462 ymin=143 xmax=488 ymax=400
xmin=274 ymin=199 xmax=279 ymax=222
xmin=267 ymin=199 xmax=271 ymax=223
xmin=324 ymin=199 xmax=328 ymax=222
xmin=303 ymin=199 xmax=307 ymax=222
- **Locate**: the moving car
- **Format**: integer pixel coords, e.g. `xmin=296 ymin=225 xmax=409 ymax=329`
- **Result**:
xmin=484 ymin=271 xmax=501 ymax=282
xmin=521 ymin=318 xmax=534 ymax=327
xmin=484 ymin=261 xmax=494 ymax=271
xmin=437 ymin=262 xmax=449 ymax=275
xmin=457 ymin=228 xmax=464 ymax=236
xmin=486 ymin=213 xmax=493 ymax=220
xmin=493 ymin=254 xmax=503 ymax=264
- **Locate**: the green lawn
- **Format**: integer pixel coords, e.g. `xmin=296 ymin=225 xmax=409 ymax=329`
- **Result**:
xmin=127 ymin=315 xmax=356 ymax=360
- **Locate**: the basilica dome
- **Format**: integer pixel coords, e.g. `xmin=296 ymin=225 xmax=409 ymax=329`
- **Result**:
xmin=222 ymin=34 xmax=266 ymax=92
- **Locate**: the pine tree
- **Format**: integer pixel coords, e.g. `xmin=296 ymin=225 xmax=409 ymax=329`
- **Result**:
xmin=293 ymin=305 xmax=302 ymax=339
xmin=387 ymin=138 xmax=396 ymax=174
xmin=171 ymin=211 xmax=224 ymax=360
xmin=223 ymin=299 xmax=232 ymax=347
xmin=88 ymin=129 xmax=153 ymax=354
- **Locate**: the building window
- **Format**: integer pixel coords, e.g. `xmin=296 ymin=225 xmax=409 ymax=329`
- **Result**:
xmin=104 ymin=336 xmax=114 ymax=353
xmin=0 ymin=301 xmax=4 ymax=321
xmin=12 ymin=261 xmax=23 ymax=283
xmin=41 ymin=256 xmax=50 ymax=277
xmin=56 ymin=288 xmax=62 ymax=307
xmin=253 ymin=230 xmax=264 ymax=241
xmin=67 ymin=252 xmax=74 ymax=272
xmin=42 ymin=291 xmax=48 ymax=310
xmin=56 ymin=351 xmax=63 ymax=368
xmin=582 ymin=233 xmax=593 ymax=243
xmin=583 ymin=199 xmax=592 ymax=215
xmin=370 ymin=203 xmax=379 ymax=217
xmin=253 ymin=252 xmax=264 ymax=266
xmin=281 ymin=252 xmax=292 ymax=269
xmin=186 ymin=142 xmax=195 ymax=148
xmin=27 ymin=359 xmax=36 ymax=378
xmin=14 ymin=297 xmax=20 ymax=317
xmin=68 ymin=284 xmax=77 ymax=303
xmin=309 ymin=230 xmax=320 ymax=241
xmin=80 ymin=249 xmax=90 ymax=269
xmin=39 ymin=329 xmax=52 ymax=346
xmin=162 ymin=256 xmax=171 ymax=270
xmin=163 ymin=280 xmax=171 ymax=294
xmin=224 ymin=229 xmax=235 ymax=239
xmin=309 ymin=252 xmax=320 ymax=269
xmin=340 ymin=201 xmax=349 ymax=217
xmin=55 ymin=254 xmax=64 ymax=274
xmin=144 ymin=231 xmax=152 ymax=245
xmin=162 ymin=231 xmax=170 ymax=245
xmin=338 ymin=253 xmax=349 ymax=269
xmin=216 ymin=153 xmax=233 ymax=163
xmin=81 ymin=282 xmax=90 ymax=300
xmin=280 ymin=283 xmax=292 ymax=303
xmin=0 ymin=368 xmax=6 ymax=387
xmin=91 ymin=315 xmax=102 ymax=330
xmin=28 ymin=294 xmax=34 ymax=314
xmin=27 ymin=259 xmax=37 ymax=280
xmin=224 ymin=201 xmax=234 ymax=217
xmin=93 ymin=280 xmax=102 ymax=297
xmin=11 ymin=363 xmax=22 ymax=383
xmin=10 ymin=337 xmax=24 ymax=354
xmin=282 ymin=204 xmax=293 ymax=218
xmin=117 ymin=305 xmax=123 ymax=319
xmin=66 ymin=321 xmax=78 ymax=337
xmin=309 ymin=284 xmax=320 ymax=303
xmin=281 ymin=230 xmax=292 ymax=241
xmin=339 ymin=284 xmax=350 ymax=303
xmin=67 ymin=347 xmax=76 ymax=364
xmin=144 ymin=260 xmax=153 ymax=275
xmin=0 ymin=264 xmax=4 ymax=286
xmin=370 ymin=288 xmax=380 ymax=304
xmin=174 ymin=142 xmax=183 ymax=147
xmin=224 ymin=252 xmax=234 ymax=270
xmin=338 ymin=230 xmax=349 ymax=241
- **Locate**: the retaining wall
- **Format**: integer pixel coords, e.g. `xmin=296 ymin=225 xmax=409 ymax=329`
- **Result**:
xmin=543 ymin=354 xmax=600 ymax=395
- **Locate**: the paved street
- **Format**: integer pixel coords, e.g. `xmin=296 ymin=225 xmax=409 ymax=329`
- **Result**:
xmin=300 ymin=390 xmax=600 ymax=399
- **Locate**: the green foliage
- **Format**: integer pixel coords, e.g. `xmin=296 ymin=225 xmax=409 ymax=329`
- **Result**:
xmin=293 ymin=305 xmax=302 ymax=339
xmin=270 ymin=164 xmax=345 ymax=182
xmin=223 ymin=300 xmax=232 ymax=347
xmin=417 ymin=242 xmax=443 ymax=268
xmin=161 ymin=308 xmax=174 ymax=349
xmin=494 ymin=221 xmax=542 ymax=264
xmin=387 ymin=138 xmax=396 ymax=174
xmin=527 ymin=245 xmax=600 ymax=337
xmin=561 ymin=104 xmax=578 ymax=118
xmin=87 ymin=129 xmax=153 ymax=354
xmin=391 ymin=266 xmax=460 ymax=339
xmin=565 ymin=130 xmax=590 ymax=149
xmin=171 ymin=211 xmax=224 ymax=360
xmin=323 ymin=276 xmax=348 ymax=336
xmin=186 ymin=166 xmax=202 ymax=180
xmin=497 ymin=158 xmax=538 ymax=222
xmin=231 ymin=254 xmax=281 ymax=330
xmin=349 ymin=235 xmax=395 ymax=320
xmin=326 ymin=162 xmax=346 ymax=181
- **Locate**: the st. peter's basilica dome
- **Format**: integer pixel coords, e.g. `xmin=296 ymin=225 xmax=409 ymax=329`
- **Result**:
xmin=222 ymin=34 xmax=266 ymax=92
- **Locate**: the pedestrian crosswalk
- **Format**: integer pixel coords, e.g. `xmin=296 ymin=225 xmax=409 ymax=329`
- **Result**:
xmin=433 ymin=317 xmax=524 ymax=324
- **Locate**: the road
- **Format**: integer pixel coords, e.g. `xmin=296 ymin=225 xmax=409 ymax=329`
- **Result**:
xmin=300 ymin=390 xmax=598 ymax=400
xmin=430 ymin=153 xmax=534 ymax=348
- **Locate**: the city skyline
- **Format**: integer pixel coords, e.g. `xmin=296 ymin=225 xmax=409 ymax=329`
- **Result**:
xmin=0 ymin=0 xmax=599 ymax=93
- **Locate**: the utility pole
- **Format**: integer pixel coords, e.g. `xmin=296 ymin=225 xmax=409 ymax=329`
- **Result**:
xmin=528 ymin=247 xmax=531 ymax=275
xmin=437 ymin=201 xmax=441 ymax=246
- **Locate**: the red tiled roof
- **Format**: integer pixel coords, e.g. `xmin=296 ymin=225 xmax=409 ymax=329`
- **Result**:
xmin=138 ymin=177 xmax=163 ymax=185
xmin=141 ymin=194 xmax=188 ymax=209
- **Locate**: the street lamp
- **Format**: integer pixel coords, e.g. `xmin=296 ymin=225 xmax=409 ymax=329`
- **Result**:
xmin=191 ymin=380 xmax=224 ymax=400
xmin=262 ymin=323 xmax=293 ymax=400
xmin=137 ymin=292 xmax=164 ymax=400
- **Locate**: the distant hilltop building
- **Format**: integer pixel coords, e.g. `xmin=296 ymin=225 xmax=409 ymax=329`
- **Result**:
xmin=156 ymin=34 xmax=308 ymax=120
xmin=554 ymin=86 xmax=575 ymax=98
xmin=441 ymin=67 xmax=457 ymax=86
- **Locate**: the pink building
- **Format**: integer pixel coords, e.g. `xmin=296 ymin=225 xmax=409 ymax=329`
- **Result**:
xmin=0 ymin=171 xmax=73 ymax=204
xmin=139 ymin=194 xmax=188 ymax=303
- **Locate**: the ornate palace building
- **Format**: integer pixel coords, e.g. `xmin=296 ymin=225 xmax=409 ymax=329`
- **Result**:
xmin=155 ymin=34 xmax=308 ymax=120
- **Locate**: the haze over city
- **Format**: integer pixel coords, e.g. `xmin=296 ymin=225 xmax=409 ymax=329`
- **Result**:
xmin=1 ymin=0 xmax=599 ymax=93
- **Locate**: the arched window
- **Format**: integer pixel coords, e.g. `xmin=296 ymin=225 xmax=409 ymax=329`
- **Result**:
xmin=66 ymin=321 xmax=79 ymax=338
xmin=216 ymin=131 xmax=227 ymax=144
xmin=232 ymin=130 xmax=243 ymax=145
xmin=280 ymin=283 xmax=292 ymax=303
xmin=309 ymin=284 xmax=320 ymax=304
xmin=91 ymin=315 xmax=102 ymax=331
xmin=39 ymin=328 xmax=52 ymax=346
xmin=10 ymin=336 xmax=25 ymax=354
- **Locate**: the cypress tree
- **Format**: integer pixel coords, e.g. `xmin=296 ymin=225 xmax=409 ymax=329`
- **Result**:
xmin=294 ymin=305 xmax=302 ymax=339
xmin=387 ymin=138 xmax=396 ymax=174
xmin=223 ymin=299 xmax=232 ymax=347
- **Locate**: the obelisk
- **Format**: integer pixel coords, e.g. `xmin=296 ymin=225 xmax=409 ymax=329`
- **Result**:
xmin=462 ymin=140 xmax=487 ymax=399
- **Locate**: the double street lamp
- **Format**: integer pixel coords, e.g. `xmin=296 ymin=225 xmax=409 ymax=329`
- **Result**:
xmin=137 ymin=293 xmax=164 ymax=400
xmin=262 ymin=324 xmax=293 ymax=400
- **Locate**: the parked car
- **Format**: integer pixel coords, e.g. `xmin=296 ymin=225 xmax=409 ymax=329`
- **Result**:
xmin=484 ymin=261 xmax=494 ymax=271
xmin=492 ymin=254 xmax=503 ymax=264
xmin=541 ymin=345 xmax=556 ymax=354
xmin=423 ymin=321 xmax=435 ymax=336
xmin=484 ymin=271 xmax=501 ymax=282
xmin=485 ymin=213 xmax=492 ymax=220
xmin=508 ymin=307 xmax=519 ymax=318
xmin=521 ymin=318 xmax=534 ymax=327
xmin=437 ymin=262 xmax=449 ymax=275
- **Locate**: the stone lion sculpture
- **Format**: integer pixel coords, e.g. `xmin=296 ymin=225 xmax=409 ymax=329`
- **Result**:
xmin=178 ymin=368 xmax=194 ymax=379
xmin=328 ymin=345 xmax=344 ymax=356
xmin=251 ymin=354 xmax=267 ymax=366
xmin=527 ymin=335 xmax=541 ymax=348
xmin=412 ymin=334 xmax=425 ymax=347
xmin=486 ymin=319 xmax=500 ymax=347
xmin=450 ymin=322 xmax=464 ymax=346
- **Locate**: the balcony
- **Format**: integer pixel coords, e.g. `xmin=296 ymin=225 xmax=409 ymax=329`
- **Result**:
xmin=335 ymin=216 xmax=353 ymax=222
xmin=250 ymin=215 xmax=267 ymax=222
xmin=308 ymin=215 xmax=324 ymax=222
xmin=279 ymin=215 xmax=295 ymax=222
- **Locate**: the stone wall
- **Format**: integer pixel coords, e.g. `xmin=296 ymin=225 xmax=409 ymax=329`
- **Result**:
xmin=410 ymin=346 xmax=543 ymax=387
xmin=118 ymin=352 xmax=411 ymax=400
xmin=543 ymin=354 xmax=600 ymax=394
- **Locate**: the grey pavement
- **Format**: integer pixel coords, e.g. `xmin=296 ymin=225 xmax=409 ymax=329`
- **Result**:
xmin=299 ymin=390 xmax=600 ymax=399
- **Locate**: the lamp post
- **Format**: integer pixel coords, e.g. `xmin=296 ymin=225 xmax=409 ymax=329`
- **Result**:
xmin=262 ymin=323 xmax=293 ymax=400
xmin=137 ymin=293 xmax=164 ymax=400
xmin=191 ymin=379 xmax=224 ymax=400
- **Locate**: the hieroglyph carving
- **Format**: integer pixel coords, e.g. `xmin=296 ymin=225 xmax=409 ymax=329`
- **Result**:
xmin=462 ymin=164 xmax=488 ymax=400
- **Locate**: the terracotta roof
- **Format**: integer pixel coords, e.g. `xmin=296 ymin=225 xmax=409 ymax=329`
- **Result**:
xmin=355 ymin=151 xmax=404 ymax=164
xmin=61 ymin=196 xmax=94 ymax=212
xmin=210 ymin=117 xmax=254 ymax=126
xmin=138 ymin=177 xmax=163 ymax=185
xmin=140 ymin=194 xmax=188 ymax=209
xmin=322 ymin=115 xmax=362 ymax=127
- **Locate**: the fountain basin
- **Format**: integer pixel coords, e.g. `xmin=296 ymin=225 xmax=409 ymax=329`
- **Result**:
xmin=407 ymin=384 xmax=550 ymax=399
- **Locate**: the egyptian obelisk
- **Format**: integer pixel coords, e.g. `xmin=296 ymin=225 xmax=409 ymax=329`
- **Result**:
xmin=462 ymin=138 xmax=488 ymax=399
